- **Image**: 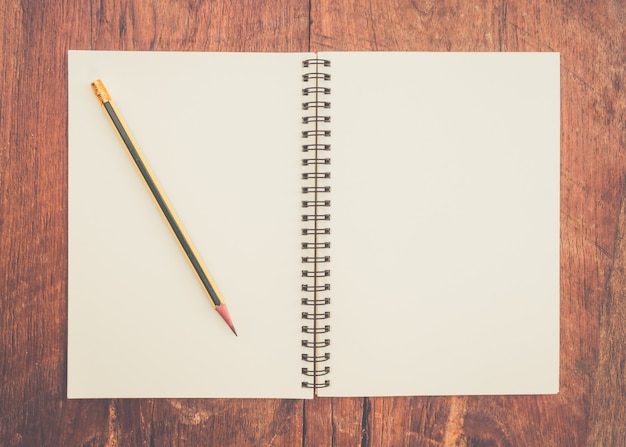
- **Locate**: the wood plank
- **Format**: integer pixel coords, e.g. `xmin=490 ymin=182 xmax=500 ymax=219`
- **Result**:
xmin=587 ymin=184 xmax=626 ymax=445
xmin=0 ymin=0 xmax=90 ymax=445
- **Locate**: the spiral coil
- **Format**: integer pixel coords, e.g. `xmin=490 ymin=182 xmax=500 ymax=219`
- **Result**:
xmin=301 ymin=57 xmax=332 ymax=389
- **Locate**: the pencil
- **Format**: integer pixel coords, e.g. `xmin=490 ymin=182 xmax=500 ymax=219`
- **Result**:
xmin=91 ymin=79 xmax=237 ymax=336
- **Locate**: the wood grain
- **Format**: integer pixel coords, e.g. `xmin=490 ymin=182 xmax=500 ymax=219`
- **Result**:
xmin=1 ymin=0 xmax=625 ymax=445
xmin=587 ymin=182 xmax=626 ymax=446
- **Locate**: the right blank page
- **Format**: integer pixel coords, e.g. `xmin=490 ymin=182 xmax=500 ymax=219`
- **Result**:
xmin=321 ymin=52 xmax=560 ymax=397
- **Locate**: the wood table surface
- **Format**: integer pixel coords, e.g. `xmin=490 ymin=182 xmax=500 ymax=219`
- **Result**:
xmin=1 ymin=1 xmax=625 ymax=445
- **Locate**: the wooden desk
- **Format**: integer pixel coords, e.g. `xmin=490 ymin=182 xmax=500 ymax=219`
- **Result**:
xmin=1 ymin=1 xmax=624 ymax=445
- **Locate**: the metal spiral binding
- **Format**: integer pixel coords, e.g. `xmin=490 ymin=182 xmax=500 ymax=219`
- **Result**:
xmin=301 ymin=57 xmax=331 ymax=390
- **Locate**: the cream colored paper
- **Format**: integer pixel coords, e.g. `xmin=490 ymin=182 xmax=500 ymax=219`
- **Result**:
xmin=68 ymin=51 xmax=310 ymax=398
xmin=318 ymin=52 xmax=559 ymax=397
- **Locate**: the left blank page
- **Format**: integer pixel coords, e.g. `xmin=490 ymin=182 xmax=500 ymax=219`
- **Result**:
xmin=68 ymin=51 xmax=310 ymax=398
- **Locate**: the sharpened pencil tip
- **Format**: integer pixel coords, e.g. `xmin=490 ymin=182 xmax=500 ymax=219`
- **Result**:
xmin=214 ymin=303 xmax=238 ymax=336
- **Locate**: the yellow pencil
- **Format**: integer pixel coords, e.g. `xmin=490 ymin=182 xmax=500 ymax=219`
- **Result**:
xmin=91 ymin=80 xmax=237 ymax=336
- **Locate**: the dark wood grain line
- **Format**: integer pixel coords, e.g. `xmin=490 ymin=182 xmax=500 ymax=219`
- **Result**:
xmin=307 ymin=0 xmax=312 ymax=52
xmin=331 ymin=399 xmax=337 ymax=446
xmin=360 ymin=397 xmax=371 ymax=447
xmin=301 ymin=400 xmax=306 ymax=447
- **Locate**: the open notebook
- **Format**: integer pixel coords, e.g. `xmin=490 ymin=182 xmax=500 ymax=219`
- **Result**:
xmin=68 ymin=51 xmax=559 ymax=398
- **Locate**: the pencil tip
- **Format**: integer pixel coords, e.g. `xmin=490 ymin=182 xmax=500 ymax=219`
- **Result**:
xmin=215 ymin=303 xmax=238 ymax=336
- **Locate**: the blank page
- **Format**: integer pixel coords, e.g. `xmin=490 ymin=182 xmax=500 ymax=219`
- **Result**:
xmin=320 ymin=52 xmax=559 ymax=396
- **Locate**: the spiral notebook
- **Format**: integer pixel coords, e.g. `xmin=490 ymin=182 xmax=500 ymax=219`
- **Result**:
xmin=68 ymin=51 xmax=560 ymax=398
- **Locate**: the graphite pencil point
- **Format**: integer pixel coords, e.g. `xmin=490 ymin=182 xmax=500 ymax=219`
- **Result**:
xmin=215 ymin=303 xmax=238 ymax=336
